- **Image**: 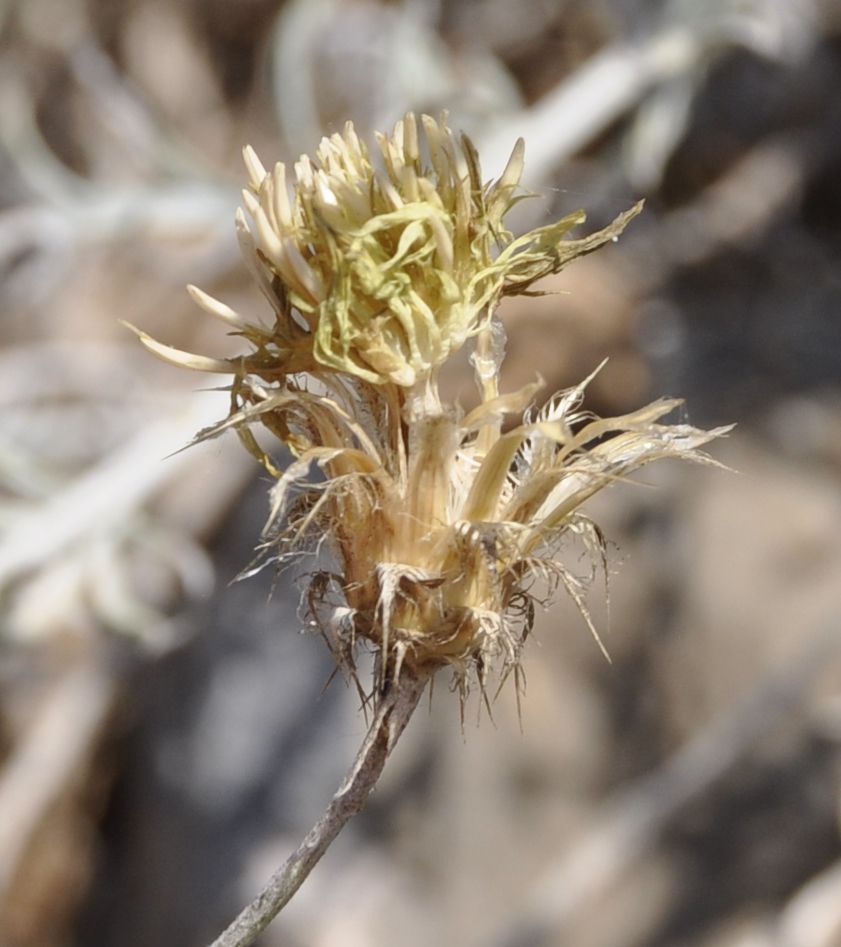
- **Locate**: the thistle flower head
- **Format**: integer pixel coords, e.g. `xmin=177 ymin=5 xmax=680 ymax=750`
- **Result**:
xmin=131 ymin=113 xmax=730 ymax=705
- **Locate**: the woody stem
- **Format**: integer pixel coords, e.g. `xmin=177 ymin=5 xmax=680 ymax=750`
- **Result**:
xmin=206 ymin=664 xmax=430 ymax=947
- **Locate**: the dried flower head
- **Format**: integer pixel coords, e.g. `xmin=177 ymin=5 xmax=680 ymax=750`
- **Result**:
xmin=131 ymin=113 xmax=729 ymax=706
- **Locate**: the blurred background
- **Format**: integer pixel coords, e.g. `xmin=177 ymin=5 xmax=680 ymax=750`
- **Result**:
xmin=2 ymin=0 xmax=841 ymax=945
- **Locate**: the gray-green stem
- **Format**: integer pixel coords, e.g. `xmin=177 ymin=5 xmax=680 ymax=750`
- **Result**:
xmin=207 ymin=665 xmax=430 ymax=947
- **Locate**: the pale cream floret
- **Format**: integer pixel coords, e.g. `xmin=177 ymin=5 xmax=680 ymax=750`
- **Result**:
xmin=133 ymin=112 xmax=730 ymax=700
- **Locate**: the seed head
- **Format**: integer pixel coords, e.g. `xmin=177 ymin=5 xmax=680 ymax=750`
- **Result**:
xmin=130 ymin=113 xmax=730 ymax=706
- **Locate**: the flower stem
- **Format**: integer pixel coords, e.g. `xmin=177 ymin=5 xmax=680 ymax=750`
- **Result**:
xmin=207 ymin=665 xmax=430 ymax=947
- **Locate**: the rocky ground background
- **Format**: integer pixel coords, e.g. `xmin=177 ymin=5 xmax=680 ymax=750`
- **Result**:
xmin=1 ymin=1 xmax=841 ymax=945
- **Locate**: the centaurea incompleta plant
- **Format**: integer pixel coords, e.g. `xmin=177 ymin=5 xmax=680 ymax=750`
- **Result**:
xmin=130 ymin=113 xmax=728 ymax=946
